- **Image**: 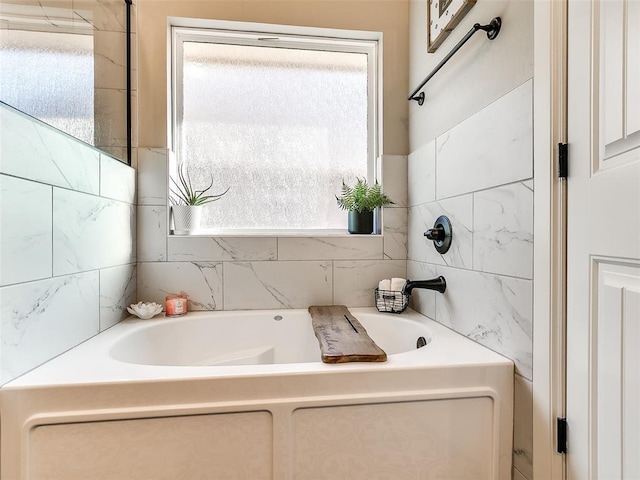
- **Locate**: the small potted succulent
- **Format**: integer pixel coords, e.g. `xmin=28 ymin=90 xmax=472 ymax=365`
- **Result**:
xmin=336 ymin=178 xmax=393 ymax=234
xmin=170 ymin=163 xmax=229 ymax=234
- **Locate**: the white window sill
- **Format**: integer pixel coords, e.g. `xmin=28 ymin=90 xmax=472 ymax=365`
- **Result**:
xmin=169 ymin=229 xmax=382 ymax=237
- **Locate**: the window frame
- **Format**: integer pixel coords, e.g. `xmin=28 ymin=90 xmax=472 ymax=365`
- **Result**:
xmin=168 ymin=19 xmax=381 ymax=234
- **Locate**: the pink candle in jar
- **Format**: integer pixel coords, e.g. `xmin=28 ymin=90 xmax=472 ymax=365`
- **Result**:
xmin=165 ymin=294 xmax=188 ymax=317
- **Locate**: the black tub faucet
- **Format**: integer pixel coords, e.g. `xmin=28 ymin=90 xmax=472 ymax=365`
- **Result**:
xmin=402 ymin=276 xmax=447 ymax=295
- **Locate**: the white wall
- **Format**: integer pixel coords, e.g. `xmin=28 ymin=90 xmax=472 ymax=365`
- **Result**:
xmin=0 ymin=104 xmax=136 ymax=385
xmin=407 ymin=1 xmax=534 ymax=479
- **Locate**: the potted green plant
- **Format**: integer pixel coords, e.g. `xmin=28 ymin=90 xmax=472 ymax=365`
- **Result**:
xmin=170 ymin=163 xmax=229 ymax=234
xmin=336 ymin=178 xmax=393 ymax=234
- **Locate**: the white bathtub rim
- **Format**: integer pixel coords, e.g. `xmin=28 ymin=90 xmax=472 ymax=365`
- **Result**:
xmin=2 ymin=308 xmax=513 ymax=389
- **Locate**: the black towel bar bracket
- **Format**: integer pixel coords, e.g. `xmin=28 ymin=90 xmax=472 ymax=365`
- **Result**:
xmin=408 ymin=17 xmax=502 ymax=106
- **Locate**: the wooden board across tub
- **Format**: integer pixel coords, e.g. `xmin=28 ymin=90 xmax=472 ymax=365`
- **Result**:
xmin=308 ymin=305 xmax=387 ymax=363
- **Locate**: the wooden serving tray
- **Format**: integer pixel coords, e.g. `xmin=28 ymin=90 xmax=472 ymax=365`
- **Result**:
xmin=308 ymin=305 xmax=387 ymax=363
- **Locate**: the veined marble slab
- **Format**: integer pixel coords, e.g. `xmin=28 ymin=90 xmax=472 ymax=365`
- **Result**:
xmin=53 ymin=188 xmax=135 ymax=275
xmin=0 ymin=103 xmax=99 ymax=194
xmin=224 ymin=261 xmax=332 ymax=310
xmin=408 ymin=140 xmax=436 ymax=207
xmin=436 ymin=79 xmax=533 ymax=199
xmin=169 ymin=236 xmax=277 ymax=262
xmin=0 ymin=271 xmax=99 ymax=385
xmin=435 ymin=265 xmax=533 ymax=379
xmin=408 ymin=194 xmax=473 ymax=269
xmin=100 ymin=263 xmax=136 ymax=331
xmin=138 ymin=206 xmax=167 ymax=262
xmin=407 ymin=260 xmax=438 ymax=320
xmin=0 ymin=175 xmax=52 ymax=286
xmin=382 ymin=208 xmax=408 ymax=260
xmin=138 ymin=262 xmax=222 ymax=311
xmin=100 ymin=153 xmax=136 ymax=204
xmin=474 ymin=181 xmax=534 ymax=279
xmin=137 ymin=148 xmax=167 ymax=206
xmin=333 ymin=259 xmax=406 ymax=307
xmin=278 ymin=236 xmax=382 ymax=261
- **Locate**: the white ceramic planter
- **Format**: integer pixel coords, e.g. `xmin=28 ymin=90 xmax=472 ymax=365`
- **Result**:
xmin=171 ymin=205 xmax=203 ymax=234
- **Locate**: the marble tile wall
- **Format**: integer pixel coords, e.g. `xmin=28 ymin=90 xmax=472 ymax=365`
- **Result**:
xmin=0 ymin=103 xmax=136 ymax=385
xmin=407 ymin=79 xmax=534 ymax=479
xmin=136 ymin=149 xmax=408 ymax=311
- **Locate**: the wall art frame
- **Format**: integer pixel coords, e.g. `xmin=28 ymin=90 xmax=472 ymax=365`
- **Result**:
xmin=427 ymin=0 xmax=477 ymax=53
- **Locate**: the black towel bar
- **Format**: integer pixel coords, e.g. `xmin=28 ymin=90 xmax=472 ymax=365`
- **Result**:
xmin=408 ymin=17 xmax=502 ymax=106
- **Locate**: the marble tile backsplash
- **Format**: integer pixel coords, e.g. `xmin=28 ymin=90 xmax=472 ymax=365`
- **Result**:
xmin=0 ymin=103 xmax=136 ymax=385
xmin=408 ymin=79 xmax=534 ymax=379
xmin=136 ymin=149 xmax=408 ymax=311
xmin=407 ymin=78 xmax=534 ymax=479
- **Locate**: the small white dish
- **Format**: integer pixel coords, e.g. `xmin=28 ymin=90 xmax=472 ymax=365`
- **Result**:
xmin=127 ymin=302 xmax=163 ymax=320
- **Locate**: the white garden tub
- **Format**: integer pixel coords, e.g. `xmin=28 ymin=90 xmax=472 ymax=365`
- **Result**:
xmin=1 ymin=308 xmax=513 ymax=479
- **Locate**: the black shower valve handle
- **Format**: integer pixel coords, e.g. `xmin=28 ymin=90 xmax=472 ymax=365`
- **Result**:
xmin=423 ymin=215 xmax=452 ymax=254
xmin=424 ymin=226 xmax=445 ymax=241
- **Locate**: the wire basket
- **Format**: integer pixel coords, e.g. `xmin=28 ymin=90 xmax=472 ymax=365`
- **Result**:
xmin=374 ymin=288 xmax=409 ymax=314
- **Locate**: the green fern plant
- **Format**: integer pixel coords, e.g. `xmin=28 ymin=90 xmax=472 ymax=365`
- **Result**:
xmin=170 ymin=163 xmax=229 ymax=206
xmin=336 ymin=178 xmax=393 ymax=213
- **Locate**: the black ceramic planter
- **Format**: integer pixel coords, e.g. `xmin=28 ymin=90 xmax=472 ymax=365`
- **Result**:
xmin=348 ymin=210 xmax=374 ymax=234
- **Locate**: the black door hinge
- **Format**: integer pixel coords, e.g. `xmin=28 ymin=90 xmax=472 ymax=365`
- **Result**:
xmin=558 ymin=143 xmax=568 ymax=178
xmin=557 ymin=417 xmax=567 ymax=454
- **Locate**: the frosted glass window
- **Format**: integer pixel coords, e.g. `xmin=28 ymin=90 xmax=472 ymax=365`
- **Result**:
xmin=177 ymin=38 xmax=371 ymax=231
xmin=0 ymin=30 xmax=94 ymax=145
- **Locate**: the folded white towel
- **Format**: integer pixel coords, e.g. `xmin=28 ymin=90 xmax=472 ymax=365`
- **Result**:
xmin=378 ymin=279 xmax=391 ymax=291
xmin=390 ymin=277 xmax=406 ymax=292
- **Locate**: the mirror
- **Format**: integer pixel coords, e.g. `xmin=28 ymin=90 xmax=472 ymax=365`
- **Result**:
xmin=0 ymin=0 xmax=130 ymax=164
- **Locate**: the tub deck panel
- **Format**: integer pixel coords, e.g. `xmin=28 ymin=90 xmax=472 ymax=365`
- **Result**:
xmin=0 ymin=308 xmax=514 ymax=480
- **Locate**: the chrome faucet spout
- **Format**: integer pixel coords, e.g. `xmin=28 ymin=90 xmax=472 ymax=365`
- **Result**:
xmin=402 ymin=276 xmax=447 ymax=295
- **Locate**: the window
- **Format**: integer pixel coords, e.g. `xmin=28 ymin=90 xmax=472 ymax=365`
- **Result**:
xmin=171 ymin=22 xmax=379 ymax=232
xmin=0 ymin=29 xmax=94 ymax=145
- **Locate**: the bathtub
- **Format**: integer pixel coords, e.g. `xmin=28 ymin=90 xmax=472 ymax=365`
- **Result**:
xmin=1 ymin=308 xmax=513 ymax=479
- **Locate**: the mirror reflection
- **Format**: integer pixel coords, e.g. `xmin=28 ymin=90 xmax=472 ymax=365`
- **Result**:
xmin=0 ymin=0 xmax=129 ymax=163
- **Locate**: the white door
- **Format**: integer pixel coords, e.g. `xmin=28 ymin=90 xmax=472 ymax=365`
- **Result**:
xmin=566 ymin=0 xmax=640 ymax=479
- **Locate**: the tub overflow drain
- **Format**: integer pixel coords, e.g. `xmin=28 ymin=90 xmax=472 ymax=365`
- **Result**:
xmin=273 ymin=315 xmax=283 ymax=321
xmin=416 ymin=337 xmax=427 ymax=349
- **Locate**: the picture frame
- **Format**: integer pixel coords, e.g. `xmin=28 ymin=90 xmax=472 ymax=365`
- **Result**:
xmin=427 ymin=0 xmax=477 ymax=53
